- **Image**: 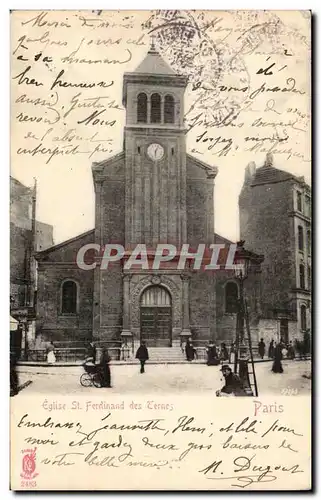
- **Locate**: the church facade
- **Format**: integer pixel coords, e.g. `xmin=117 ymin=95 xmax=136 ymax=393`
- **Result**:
xmin=35 ymin=46 xmax=263 ymax=351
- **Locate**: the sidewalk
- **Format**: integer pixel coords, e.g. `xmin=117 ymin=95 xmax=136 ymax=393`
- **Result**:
xmin=17 ymin=356 xmax=311 ymax=368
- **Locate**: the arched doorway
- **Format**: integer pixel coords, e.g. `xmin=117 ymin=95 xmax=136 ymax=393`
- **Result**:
xmin=140 ymin=286 xmax=172 ymax=347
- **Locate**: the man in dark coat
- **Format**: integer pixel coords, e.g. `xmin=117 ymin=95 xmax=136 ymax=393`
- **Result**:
xmin=258 ymin=338 xmax=266 ymax=359
xmin=216 ymin=365 xmax=246 ymax=396
xmin=185 ymin=339 xmax=195 ymax=361
xmin=136 ymin=342 xmax=149 ymax=373
xmin=220 ymin=343 xmax=229 ymax=362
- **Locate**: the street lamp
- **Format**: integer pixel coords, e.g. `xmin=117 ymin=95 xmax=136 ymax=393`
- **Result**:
xmin=233 ymin=241 xmax=252 ymax=393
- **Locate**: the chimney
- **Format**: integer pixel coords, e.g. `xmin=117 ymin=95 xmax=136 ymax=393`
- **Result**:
xmin=264 ymin=153 xmax=274 ymax=168
xmin=244 ymin=161 xmax=256 ymax=184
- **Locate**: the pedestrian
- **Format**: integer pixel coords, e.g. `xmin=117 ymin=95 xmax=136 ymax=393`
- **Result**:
xmin=272 ymin=343 xmax=284 ymax=373
xmin=121 ymin=340 xmax=129 ymax=361
xmin=136 ymin=341 xmax=149 ymax=373
xmin=206 ymin=342 xmax=219 ymax=366
xmin=281 ymin=344 xmax=288 ymax=359
xmin=258 ymin=338 xmax=266 ymax=359
xmin=287 ymin=341 xmax=295 ymax=360
xmin=185 ymin=338 xmax=195 ymax=361
xmin=229 ymin=342 xmax=236 ymax=364
xmin=46 ymin=341 xmax=56 ymax=364
xmin=220 ymin=343 xmax=229 ymax=363
xmin=268 ymin=339 xmax=275 ymax=359
xmin=303 ymin=331 xmax=310 ymax=359
xmin=10 ymin=349 xmax=19 ymax=397
xmin=86 ymin=341 xmax=97 ymax=364
xmin=99 ymin=348 xmax=112 ymax=388
xmin=216 ymin=364 xmax=247 ymax=397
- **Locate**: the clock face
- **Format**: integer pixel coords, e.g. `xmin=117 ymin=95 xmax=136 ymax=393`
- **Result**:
xmin=147 ymin=143 xmax=164 ymax=161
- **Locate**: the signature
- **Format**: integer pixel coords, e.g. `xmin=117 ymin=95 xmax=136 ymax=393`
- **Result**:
xmin=199 ymin=454 xmax=304 ymax=488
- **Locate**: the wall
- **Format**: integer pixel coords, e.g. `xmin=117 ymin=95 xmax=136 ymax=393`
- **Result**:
xmin=125 ymin=127 xmax=186 ymax=247
xmin=215 ymin=267 xmax=261 ymax=344
xmin=189 ymin=271 xmax=214 ymax=342
xmin=239 ymin=178 xmax=295 ymax=317
xmin=36 ymin=231 xmax=95 ymax=342
xmin=186 ymin=158 xmax=214 ymax=247
xmin=99 ymin=264 xmax=123 ymax=341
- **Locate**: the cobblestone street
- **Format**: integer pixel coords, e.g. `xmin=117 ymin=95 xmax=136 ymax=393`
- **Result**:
xmin=15 ymin=359 xmax=311 ymax=396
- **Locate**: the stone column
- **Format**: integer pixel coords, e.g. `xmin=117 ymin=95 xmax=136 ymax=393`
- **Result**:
xmin=180 ymin=273 xmax=191 ymax=339
xmin=121 ymin=274 xmax=132 ymax=337
xmin=206 ymin=173 xmax=216 ymax=244
xmin=93 ymin=177 xmax=103 ymax=340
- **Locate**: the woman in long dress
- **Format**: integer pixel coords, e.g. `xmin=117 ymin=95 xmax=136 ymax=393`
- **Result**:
xmin=185 ymin=339 xmax=195 ymax=361
xmin=272 ymin=343 xmax=283 ymax=373
xmin=99 ymin=348 xmax=111 ymax=388
xmin=47 ymin=341 xmax=56 ymax=364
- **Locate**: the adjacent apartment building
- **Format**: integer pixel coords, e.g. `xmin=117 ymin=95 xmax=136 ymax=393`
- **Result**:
xmin=239 ymin=153 xmax=311 ymax=342
xmin=10 ymin=176 xmax=54 ymax=340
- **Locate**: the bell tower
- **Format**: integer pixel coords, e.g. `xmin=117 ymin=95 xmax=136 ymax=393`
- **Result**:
xmin=122 ymin=42 xmax=188 ymax=249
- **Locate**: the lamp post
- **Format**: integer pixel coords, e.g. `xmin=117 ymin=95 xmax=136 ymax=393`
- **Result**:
xmin=233 ymin=241 xmax=252 ymax=393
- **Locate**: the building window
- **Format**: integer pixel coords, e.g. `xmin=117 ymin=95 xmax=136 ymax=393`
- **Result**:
xmin=298 ymin=226 xmax=304 ymax=251
xmin=141 ymin=286 xmax=171 ymax=307
xmin=164 ymin=95 xmax=175 ymax=123
xmin=150 ymin=93 xmax=161 ymax=123
xmin=307 ymin=229 xmax=311 ymax=254
xmin=300 ymin=305 xmax=307 ymax=331
xmin=297 ymin=192 xmax=302 ymax=212
xmin=305 ymin=195 xmax=311 ymax=218
xmin=137 ymin=93 xmax=147 ymax=123
xmin=61 ymin=280 xmax=77 ymax=314
xmin=225 ymin=282 xmax=239 ymax=313
xmin=308 ymin=265 xmax=311 ymax=290
xmin=299 ymin=264 xmax=305 ymax=289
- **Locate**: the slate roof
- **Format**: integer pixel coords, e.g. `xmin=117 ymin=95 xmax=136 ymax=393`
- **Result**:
xmin=133 ymin=46 xmax=175 ymax=75
xmin=251 ymin=165 xmax=296 ymax=187
xmin=250 ymin=153 xmax=308 ymax=187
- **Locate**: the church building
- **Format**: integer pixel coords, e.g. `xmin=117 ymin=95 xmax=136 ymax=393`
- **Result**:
xmin=35 ymin=44 xmax=263 ymax=353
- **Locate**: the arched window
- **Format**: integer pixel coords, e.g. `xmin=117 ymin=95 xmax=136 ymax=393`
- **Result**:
xmin=150 ymin=93 xmax=161 ymax=123
xmin=299 ymin=264 xmax=305 ymax=289
xmin=307 ymin=229 xmax=311 ymax=254
xmin=297 ymin=192 xmax=302 ymax=212
xmin=137 ymin=93 xmax=147 ymax=123
xmin=305 ymin=195 xmax=311 ymax=217
xmin=61 ymin=280 xmax=77 ymax=314
xmin=164 ymin=95 xmax=175 ymax=123
xmin=225 ymin=282 xmax=239 ymax=313
xmin=308 ymin=265 xmax=311 ymax=289
xmin=300 ymin=305 xmax=307 ymax=331
xmin=141 ymin=286 xmax=171 ymax=307
xmin=298 ymin=226 xmax=304 ymax=251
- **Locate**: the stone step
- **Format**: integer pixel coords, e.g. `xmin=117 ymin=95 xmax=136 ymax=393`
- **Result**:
xmin=147 ymin=347 xmax=203 ymax=362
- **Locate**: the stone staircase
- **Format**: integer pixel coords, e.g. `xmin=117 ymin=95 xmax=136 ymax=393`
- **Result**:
xmin=147 ymin=347 xmax=206 ymax=363
xmin=148 ymin=347 xmax=186 ymax=362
